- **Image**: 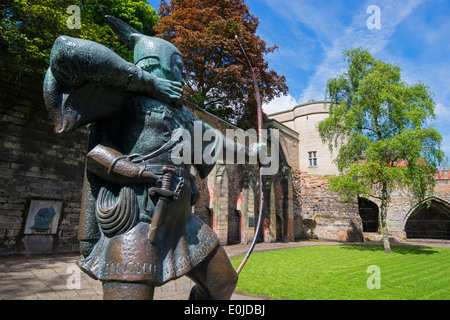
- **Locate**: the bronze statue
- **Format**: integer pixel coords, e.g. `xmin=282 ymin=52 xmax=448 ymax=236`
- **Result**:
xmin=43 ymin=16 xmax=259 ymax=300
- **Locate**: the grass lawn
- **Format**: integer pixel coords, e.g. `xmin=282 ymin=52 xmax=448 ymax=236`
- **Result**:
xmin=231 ymin=245 xmax=450 ymax=300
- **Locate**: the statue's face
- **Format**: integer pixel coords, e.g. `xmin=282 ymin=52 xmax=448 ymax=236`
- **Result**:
xmin=170 ymin=54 xmax=185 ymax=85
xmin=137 ymin=53 xmax=184 ymax=85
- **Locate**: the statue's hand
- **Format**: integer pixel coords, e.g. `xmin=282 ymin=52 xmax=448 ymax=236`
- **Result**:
xmin=151 ymin=77 xmax=184 ymax=107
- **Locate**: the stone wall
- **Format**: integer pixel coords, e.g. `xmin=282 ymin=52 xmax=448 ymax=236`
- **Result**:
xmin=0 ymin=71 xmax=87 ymax=254
xmin=385 ymin=179 xmax=450 ymax=239
xmin=352 ymin=179 xmax=450 ymax=241
xmin=298 ymin=172 xmax=363 ymax=241
xmin=296 ymin=173 xmax=449 ymax=242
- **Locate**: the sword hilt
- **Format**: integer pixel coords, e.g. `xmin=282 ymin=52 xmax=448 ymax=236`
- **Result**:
xmin=161 ymin=166 xmax=176 ymax=189
xmin=147 ymin=166 xmax=178 ymax=243
xmin=149 ymin=166 xmax=179 ymax=200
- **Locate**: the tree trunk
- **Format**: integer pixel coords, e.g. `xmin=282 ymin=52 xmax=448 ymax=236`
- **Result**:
xmin=380 ymin=182 xmax=392 ymax=253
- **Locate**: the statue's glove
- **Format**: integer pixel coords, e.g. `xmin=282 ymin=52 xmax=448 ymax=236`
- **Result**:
xmin=145 ymin=74 xmax=184 ymax=108
xmin=87 ymin=143 xmax=158 ymax=185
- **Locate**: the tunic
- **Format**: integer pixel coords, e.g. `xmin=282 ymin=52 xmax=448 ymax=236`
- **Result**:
xmin=77 ymin=96 xmax=221 ymax=285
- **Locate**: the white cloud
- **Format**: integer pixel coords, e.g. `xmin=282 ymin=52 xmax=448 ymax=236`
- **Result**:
xmin=296 ymin=0 xmax=423 ymax=103
xmin=263 ymin=94 xmax=299 ymax=115
xmin=259 ymin=0 xmax=426 ymax=108
xmin=260 ymin=0 xmax=351 ymax=57
xmin=258 ymin=0 xmax=450 ymax=159
xmin=435 ymin=102 xmax=450 ymax=159
xmin=436 ymin=102 xmax=450 ymax=119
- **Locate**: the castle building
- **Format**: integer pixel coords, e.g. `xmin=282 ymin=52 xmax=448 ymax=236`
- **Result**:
xmin=268 ymin=100 xmax=450 ymax=242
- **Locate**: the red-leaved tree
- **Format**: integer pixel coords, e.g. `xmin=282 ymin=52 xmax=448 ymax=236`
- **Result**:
xmin=155 ymin=0 xmax=288 ymax=126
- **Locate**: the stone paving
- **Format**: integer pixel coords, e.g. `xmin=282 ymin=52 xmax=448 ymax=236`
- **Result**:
xmin=1 ymin=240 xmax=449 ymax=300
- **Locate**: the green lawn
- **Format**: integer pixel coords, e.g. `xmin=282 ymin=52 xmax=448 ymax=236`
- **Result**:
xmin=231 ymin=245 xmax=450 ymax=300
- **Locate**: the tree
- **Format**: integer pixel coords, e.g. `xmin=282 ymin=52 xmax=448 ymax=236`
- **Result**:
xmin=155 ymin=0 xmax=288 ymax=126
xmin=318 ymin=48 xmax=443 ymax=253
xmin=1 ymin=0 xmax=158 ymax=78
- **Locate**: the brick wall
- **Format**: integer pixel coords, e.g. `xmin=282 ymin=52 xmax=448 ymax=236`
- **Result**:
xmin=0 ymin=70 xmax=87 ymax=254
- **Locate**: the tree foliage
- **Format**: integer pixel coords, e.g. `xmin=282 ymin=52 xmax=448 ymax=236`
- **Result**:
xmin=0 ymin=0 xmax=158 ymax=78
xmin=318 ymin=48 xmax=444 ymax=252
xmin=155 ymin=0 xmax=288 ymax=126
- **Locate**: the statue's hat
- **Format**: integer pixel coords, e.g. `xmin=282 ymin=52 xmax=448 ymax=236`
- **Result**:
xmin=105 ymin=15 xmax=182 ymax=74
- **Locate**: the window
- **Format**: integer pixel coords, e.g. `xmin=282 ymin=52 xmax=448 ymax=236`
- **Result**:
xmin=308 ymin=152 xmax=317 ymax=167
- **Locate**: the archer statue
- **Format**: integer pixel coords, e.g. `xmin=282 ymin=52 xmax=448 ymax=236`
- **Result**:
xmin=43 ymin=16 xmax=260 ymax=300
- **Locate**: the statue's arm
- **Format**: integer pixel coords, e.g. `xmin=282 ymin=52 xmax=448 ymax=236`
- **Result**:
xmin=49 ymin=35 xmax=183 ymax=106
xmin=191 ymin=121 xmax=263 ymax=179
xmin=86 ymin=142 xmax=158 ymax=185
xmin=202 ymin=121 xmax=262 ymax=163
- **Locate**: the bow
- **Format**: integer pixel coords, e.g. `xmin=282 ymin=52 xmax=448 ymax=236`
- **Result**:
xmin=235 ymin=35 xmax=265 ymax=275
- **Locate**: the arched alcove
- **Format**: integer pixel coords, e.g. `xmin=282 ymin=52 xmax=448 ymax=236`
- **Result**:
xmin=227 ymin=209 xmax=241 ymax=245
xmin=204 ymin=207 xmax=214 ymax=230
xmin=405 ymin=198 xmax=450 ymax=240
xmin=358 ymin=197 xmax=379 ymax=232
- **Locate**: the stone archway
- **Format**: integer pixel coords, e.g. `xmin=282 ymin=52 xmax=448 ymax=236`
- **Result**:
xmin=272 ymin=171 xmax=295 ymax=242
xmin=404 ymin=197 xmax=450 ymax=240
xmin=358 ymin=197 xmax=379 ymax=233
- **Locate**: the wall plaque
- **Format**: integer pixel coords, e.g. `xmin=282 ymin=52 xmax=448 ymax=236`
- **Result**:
xmin=24 ymin=200 xmax=62 ymax=235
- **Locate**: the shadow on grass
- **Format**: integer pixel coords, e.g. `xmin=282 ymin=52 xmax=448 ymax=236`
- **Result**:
xmin=339 ymin=244 xmax=440 ymax=255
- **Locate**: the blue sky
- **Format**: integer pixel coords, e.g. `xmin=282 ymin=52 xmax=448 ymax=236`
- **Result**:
xmin=149 ymin=0 xmax=450 ymax=162
xmin=247 ymin=0 xmax=450 ymax=162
